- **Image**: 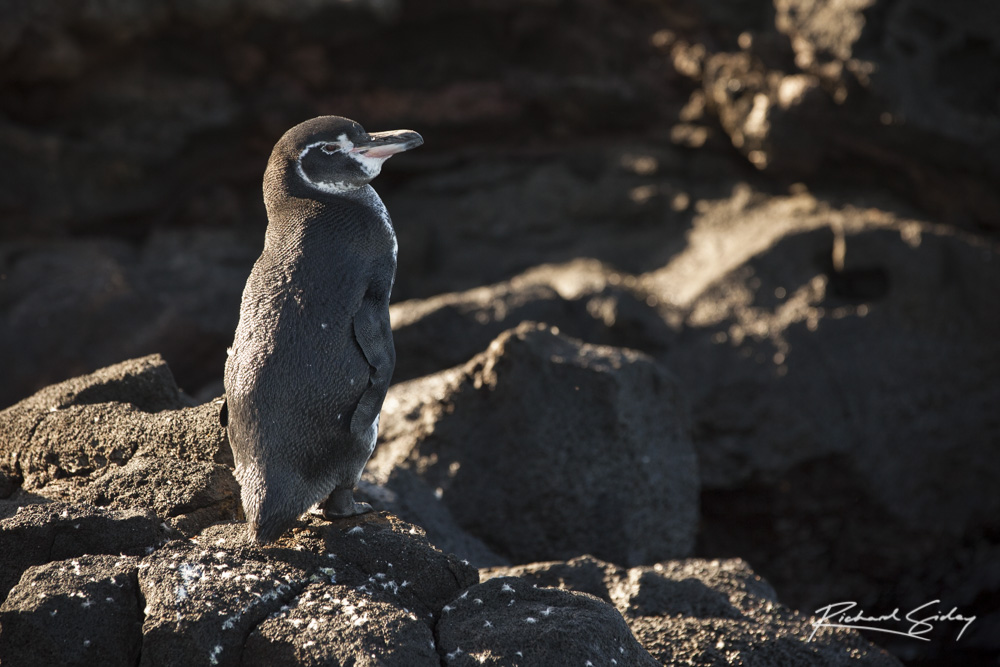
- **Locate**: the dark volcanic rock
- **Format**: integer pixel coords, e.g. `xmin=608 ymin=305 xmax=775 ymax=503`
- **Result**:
xmin=136 ymin=524 xmax=314 ymax=667
xmin=0 ymin=0 xmax=680 ymax=240
xmin=690 ymin=0 xmax=1000 ymax=227
xmin=0 ymin=502 xmax=164 ymax=604
xmin=0 ymin=350 xmax=911 ymax=664
xmin=370 ymin=321 xmax=698 ymax=567
xmin=436 ymin=576 xmax=659 ymax=667
xmin=85 ymin=456 xmax=240 ymax=537
xmin=137 ymin=515 xmax=477 ymax=667
xmin=490 ymin=556 xmax=903 ymax=666
xmin=643 ymin=188 xmax=1000 ymax=661
xmin=0 ymin=554 xmax=143 ymax=667
xmin=380 ymin=184 xmax=999 ymax=664
xmin=243 ymin=581 xmax=440 ymax=667
xmin=0 ymin=354 xmax=235 ymax=537
xmin=0 ymin=233 xmax=253 ymax=409
xmin=390 ymin=258 xmax=676 ymax=383
xmin=483 ymin=554 xmax=627 ymax=605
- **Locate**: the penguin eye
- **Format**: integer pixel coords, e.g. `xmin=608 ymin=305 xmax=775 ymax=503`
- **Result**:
xmin=320 ymin=143 xmax=341 ymax=154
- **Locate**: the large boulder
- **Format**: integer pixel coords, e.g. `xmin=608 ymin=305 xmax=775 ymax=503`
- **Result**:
xmin=380 ymin=185 xmax=1000 ymax=664
xmin=0 ymin=354 xmax=237 ymax=536
xmin=369 ymin=321 xmax=699 ymax=567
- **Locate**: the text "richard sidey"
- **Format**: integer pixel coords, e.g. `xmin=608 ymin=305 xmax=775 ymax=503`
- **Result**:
xmin=809 ymin=600 xmax=975 ymax=642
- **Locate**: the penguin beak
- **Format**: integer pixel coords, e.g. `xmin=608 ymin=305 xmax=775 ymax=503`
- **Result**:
xmin=352 ymin=130 xmax=424 ymax=159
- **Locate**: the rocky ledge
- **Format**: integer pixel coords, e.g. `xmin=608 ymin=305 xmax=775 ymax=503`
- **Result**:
xmin=1 ymin=349 xmax=901 ymax=665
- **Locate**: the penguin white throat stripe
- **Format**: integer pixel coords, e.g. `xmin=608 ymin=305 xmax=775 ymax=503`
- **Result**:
xmin=296 ymin=134 xmax=389 ymax=194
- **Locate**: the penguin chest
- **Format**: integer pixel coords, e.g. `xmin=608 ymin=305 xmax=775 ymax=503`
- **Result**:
xmin=285 ymin=305 xmax=372 ymax=409
xmin=228 ymin=285 xmax=369 ymax=417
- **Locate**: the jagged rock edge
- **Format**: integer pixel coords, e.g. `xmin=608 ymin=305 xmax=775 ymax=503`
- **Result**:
xmin=234 ymin=573 xmax=311 ymax=663
xmin=132 ymin=566 xmax=147 ymax=667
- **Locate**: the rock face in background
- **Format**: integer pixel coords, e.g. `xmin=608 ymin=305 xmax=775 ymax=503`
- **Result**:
xmin=0 ymin=233 xmax=253 ymax=408
xmin=645 ymin=192 xmax=1000 ymax=663
xmin=2 ymin=0 xmax=999 ymax=404
xmin=2 ymin=1 xmax=999 ymax=665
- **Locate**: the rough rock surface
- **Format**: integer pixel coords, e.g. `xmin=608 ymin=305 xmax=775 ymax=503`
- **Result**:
xmin=0 ymin=502 xmax=165 ymax=605
xmin=436 ymin=576 xmax=659 ymax=666
xmin=0 ymin=554 xmax=144 ymax=667
xmin=381 ymin=188 xmax=1000 ymax=664
xmin=488 ymin=555 xmax=903 ymax=666
xmin=136 ymin=516 xmax=476 ymax=667
xmin=390 ymin=258 xmax=676 ymax=383
xmin=0 ymin=355 xmax=900 ymax=665
xmin=644 ymin=191 xmax=1000 ymax=663
xmin=368 ymin=321 xmax=698 ymax=567
xmin=0 ymin=354 xmax=236 ymax=537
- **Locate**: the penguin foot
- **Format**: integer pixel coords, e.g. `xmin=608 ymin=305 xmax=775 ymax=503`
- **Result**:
xmin=321 ymin=488 xmax=374 ymax=519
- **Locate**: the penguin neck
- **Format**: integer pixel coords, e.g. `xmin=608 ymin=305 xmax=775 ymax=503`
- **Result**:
xmin=263 ymin=183 xmax=395 ymax=258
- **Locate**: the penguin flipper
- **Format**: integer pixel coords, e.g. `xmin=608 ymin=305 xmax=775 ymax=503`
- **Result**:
xmin=350 ymin=291 xmax=395 ymax=437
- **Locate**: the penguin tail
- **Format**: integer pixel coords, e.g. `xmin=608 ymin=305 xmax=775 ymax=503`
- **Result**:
xmin=247 ymin=495 xmax=302 ymax=544
xmin=248 ymin=521 xmax=278 ymax=544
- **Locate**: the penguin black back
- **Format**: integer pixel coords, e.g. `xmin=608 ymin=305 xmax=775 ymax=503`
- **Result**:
xmin=223 ymin=116 xmax=422 ymax=543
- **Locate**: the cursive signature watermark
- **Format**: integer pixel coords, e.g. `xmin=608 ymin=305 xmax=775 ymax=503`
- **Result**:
xmin=808 ymin=601 xmax=975 ymax=642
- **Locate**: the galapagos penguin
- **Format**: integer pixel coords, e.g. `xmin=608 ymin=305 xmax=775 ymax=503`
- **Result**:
xmin=222 ymin=115 xmax=422 ymax=543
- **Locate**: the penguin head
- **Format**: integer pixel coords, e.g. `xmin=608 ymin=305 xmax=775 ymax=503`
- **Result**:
xmin=271 ymin=116 xmax=423 ymax=196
